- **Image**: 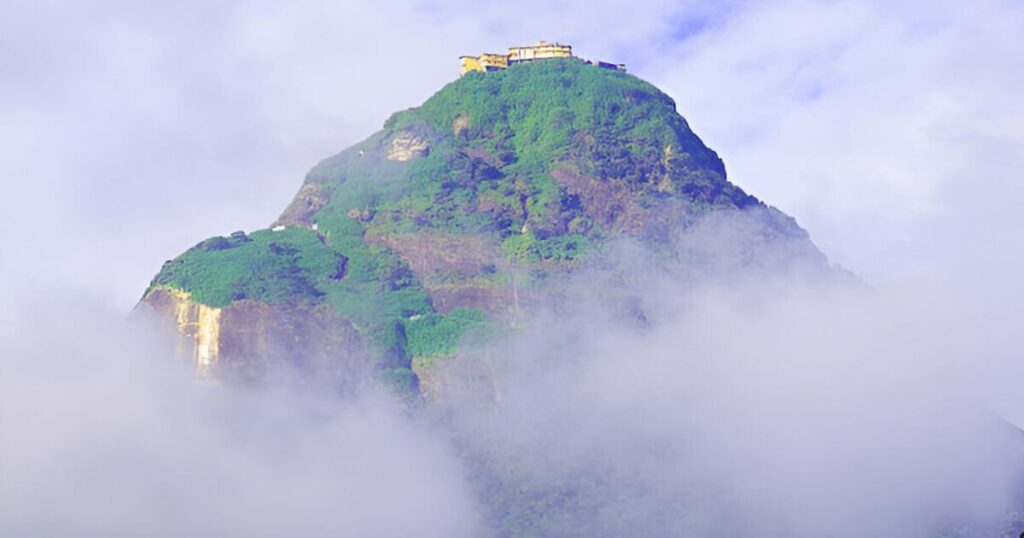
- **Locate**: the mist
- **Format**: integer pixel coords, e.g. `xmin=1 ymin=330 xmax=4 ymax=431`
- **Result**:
xmin=4 ymin=247 xmax=1022 ymax=537
xmin=376 ymin=211 xmax=1015 ymax=536
xmin=3 ymin=0 xmax=1023 ymax=536
xmin=0 ymin=291 xmax=484 ymax=537
xmin=439 ymin=271 xmax=1023 ymax=536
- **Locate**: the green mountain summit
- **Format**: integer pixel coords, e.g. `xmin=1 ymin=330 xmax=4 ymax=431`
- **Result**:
xmin=142 ymin=57 xmax=828 ymax=391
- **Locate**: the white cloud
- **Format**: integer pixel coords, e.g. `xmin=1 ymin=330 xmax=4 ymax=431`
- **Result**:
xmin=648 ymin=0 xmax=1024 ymax=285
xmin=437 ymin=267 xmax=1024 ymax=536
xmin=0 ymin=294 xmax=483 ymax=537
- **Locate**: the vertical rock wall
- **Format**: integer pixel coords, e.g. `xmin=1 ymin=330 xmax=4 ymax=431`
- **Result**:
xmin=140 ymin=287 xmax=372 ymax=389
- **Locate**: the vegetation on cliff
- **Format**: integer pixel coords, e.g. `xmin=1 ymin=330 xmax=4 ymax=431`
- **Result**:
xmin=147 ymin=58 xmax=821 ymax=384
xmin=151 ymin=228 xmax=336 ymax=308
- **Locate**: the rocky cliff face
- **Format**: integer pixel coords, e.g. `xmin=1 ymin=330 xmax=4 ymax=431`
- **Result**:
xmin=143 ymin=288 xmax=223 ymax=376
xmin=141 ymin=287 xmax=372 ymax=389
xmin=140 ymin=58 xmax=833 ymax=394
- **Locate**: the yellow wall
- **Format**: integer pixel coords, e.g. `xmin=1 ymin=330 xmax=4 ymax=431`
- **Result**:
xmin=460 ymin=56 xmax=482 ymax=75
xmin=462 ymin=53 xmax=510 ymax=75
xmin=461 ymin=42 xmax=578 ymax=75
xmin=508 ymin=41 xmax=572 ymax=62
xmin=479 ymin=53 xmax=509 ymax=70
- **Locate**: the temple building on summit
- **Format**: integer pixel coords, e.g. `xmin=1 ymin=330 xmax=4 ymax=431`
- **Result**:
xmin=460 ymin=41 xmax=625 ymax=75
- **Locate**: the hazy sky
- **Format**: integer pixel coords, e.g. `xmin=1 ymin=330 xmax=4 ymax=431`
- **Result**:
xmin=2 ymin=0 xmax=1022 ymax=311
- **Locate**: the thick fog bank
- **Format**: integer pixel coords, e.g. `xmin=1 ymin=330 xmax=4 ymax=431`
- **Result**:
xmin=3 ymin=250 xmax=1024 ymax=537
xmin=436 ymin=259 xmax=1024 ymax=537
xmin=0 ymin=294 xmax=483 ymax=538
xmin=3 ymin=229 xmax=1023 ymax=538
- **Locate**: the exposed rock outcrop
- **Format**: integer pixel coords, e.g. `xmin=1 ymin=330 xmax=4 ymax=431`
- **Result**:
xmin=275 ymin=184 xmax=330 ymax=227
xmin=141 ymin=287 xmax=372 ymax=388
xmin=387 ymin=131 xmax=430 ymax=161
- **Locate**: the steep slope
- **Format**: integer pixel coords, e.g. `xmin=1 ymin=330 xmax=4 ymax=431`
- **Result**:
xmin=141 ymin=58 xmax=829 ymax=391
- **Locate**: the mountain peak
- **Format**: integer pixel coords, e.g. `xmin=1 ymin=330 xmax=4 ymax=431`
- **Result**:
xmin=143 ymin=58 xmax=829 ymax=389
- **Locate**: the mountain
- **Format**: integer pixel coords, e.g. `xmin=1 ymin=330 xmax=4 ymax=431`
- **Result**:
xmin=140 ymin=57 xmax=831 ymax=394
